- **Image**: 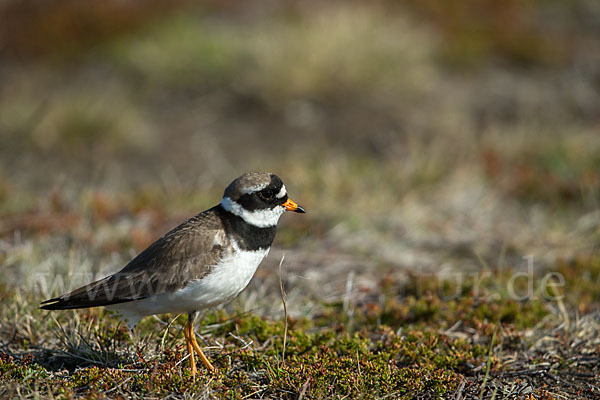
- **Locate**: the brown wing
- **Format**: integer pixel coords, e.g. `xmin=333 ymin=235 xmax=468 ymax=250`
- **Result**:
xmin=40 ymin=207 xmax=227 ymax=310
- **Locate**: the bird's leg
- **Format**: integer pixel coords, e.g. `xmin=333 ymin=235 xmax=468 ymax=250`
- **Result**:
xmin=188 ymin=311 xmax=215 ymax=371
xmin=184 ymin=317 xmax=197 ymax=377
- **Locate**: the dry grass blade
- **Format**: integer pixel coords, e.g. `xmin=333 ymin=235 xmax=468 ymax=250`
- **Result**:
xmin=479 ymin=326 xmax=498 ymax=398
xmin=278 ymin=254 xmax=288 ymax=364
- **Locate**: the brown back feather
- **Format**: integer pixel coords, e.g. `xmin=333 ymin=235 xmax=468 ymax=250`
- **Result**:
xmin=40 ymin=207 xmax=228 ymax=310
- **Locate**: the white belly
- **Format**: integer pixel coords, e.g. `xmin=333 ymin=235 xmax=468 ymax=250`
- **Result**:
xmin=108 ymin=246 xmax=269 ymax=327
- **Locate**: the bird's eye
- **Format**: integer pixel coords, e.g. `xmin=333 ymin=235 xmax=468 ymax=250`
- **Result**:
xmin=258 ymin=189 xmax=274 ymax=200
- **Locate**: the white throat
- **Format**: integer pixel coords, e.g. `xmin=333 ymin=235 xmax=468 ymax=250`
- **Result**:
xmin=221 ymin=197 xmax=285 ymax=228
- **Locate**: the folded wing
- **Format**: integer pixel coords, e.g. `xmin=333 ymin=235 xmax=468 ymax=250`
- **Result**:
xmin=40 ymin=208 xmax=226 ymax=310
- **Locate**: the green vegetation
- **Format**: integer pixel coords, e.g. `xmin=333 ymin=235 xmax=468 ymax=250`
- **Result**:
xmin=1 ymin=251 xmax=599 ymax=398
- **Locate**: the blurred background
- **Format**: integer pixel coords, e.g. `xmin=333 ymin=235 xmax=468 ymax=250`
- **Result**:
xmin=1 ymin=0 xmax=599 ymax=307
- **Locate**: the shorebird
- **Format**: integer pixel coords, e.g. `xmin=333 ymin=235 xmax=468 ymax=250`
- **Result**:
xmin=41 ymin=172 xmax=305 ymax=375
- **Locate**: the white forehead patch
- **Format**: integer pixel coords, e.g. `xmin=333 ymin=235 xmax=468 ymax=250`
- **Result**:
xmin=276 ymin=185 xmax=287 ymax=199
xmin=221 ymin=197 xmax=285 ymax=228
xmin=239 ymin=182 xmax=268 ymax=195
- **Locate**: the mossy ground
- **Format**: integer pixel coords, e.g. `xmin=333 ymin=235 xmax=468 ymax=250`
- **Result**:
xmin=1 ymin=254 xmax=599 ymax=398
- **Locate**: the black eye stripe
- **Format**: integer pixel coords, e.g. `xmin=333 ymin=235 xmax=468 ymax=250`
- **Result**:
xmin=238 ymin=193 xmax=276 ymax=210
xmin=260 ymin=189 xmax=274 ymax=198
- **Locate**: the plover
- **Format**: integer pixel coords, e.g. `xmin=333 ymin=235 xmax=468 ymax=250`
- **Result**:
xmin=41 ymin=172 xmax=305 ymax=375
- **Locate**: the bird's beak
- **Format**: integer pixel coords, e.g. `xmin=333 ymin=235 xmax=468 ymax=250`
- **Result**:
xmin=282 ymin=198 xmax=306 ymax=213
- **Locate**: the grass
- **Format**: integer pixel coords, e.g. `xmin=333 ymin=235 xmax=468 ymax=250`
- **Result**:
xmin=1 ymin=247 xmax=599 ymax=398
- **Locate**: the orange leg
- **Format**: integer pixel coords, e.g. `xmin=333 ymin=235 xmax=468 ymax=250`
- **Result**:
xmin=186 ymin=312 xmax=215 ymax=374
xmin=189 ymin=325 xmax=215 ymax=371
xmin=184 ymin=319 xmax=197 ymax=377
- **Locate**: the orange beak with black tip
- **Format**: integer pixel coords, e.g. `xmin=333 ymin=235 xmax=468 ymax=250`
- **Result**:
xmin=283 ymin=198 xmax=306 ymax=213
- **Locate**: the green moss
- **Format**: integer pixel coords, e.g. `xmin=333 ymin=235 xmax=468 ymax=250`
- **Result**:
xmin=1 ymin=252 xmax=598 ymax=398
xmin=0 ymin=354 xmax=48 ymax=381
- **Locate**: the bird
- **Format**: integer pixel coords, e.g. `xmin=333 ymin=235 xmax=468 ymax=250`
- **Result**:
xmin=40 ymin=172 xmax=305 ymax=376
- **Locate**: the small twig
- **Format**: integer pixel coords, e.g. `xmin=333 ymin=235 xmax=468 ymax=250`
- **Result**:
xmin=500 ymin=367 xmax=549 ymax=377
xmin=546 ymin=372 xmax=579 ymax=389
xmin=452 ymin=377 xmax=465 ymax=400
xmin=228 ymin=332 xmax=254 ymax=351
xmin=243 ymin=388 xmax=267 ymax=399
xmin=174 ymin=353 xmax=190 ymax=368
xmin=298 ymin=377 xmax=310 ymax=400
xmin=278 ymin=254 xmax=288 ymax=364
xmin=102 ymin=374 xmax=135 ymax=395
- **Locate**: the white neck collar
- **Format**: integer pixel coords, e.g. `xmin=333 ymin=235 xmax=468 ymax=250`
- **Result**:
xmin=220 ymin=197 xmax=285 ymax=228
